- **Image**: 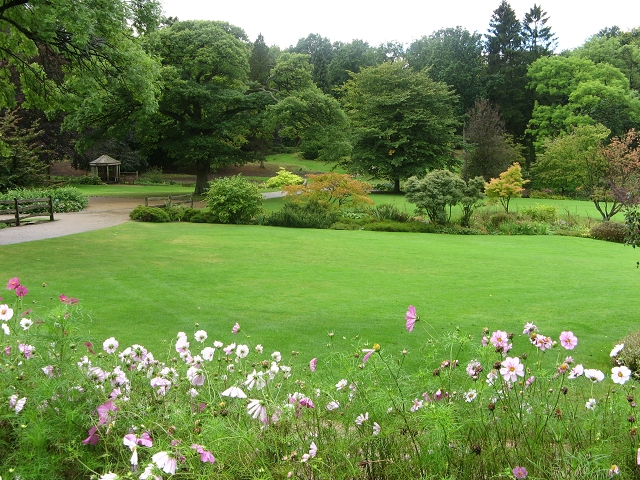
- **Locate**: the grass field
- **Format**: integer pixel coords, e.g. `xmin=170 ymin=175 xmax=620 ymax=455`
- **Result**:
xmin=2 ymin=222 xmax=637 ymax=371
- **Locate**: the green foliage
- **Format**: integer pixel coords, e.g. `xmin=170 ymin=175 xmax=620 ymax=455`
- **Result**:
xmin=362 ymin=219 xmax=434 ymax=233
xmin=520 ymin=204 xmax=557 ymax=223
xmin=612 ymin=330 xmax=640 ymax=372
xmin=459 ymin=176 xmax=486 ymax=227
xmin=370 ymin=203 xmax=410 ymax=223
xmin=589 ymin=221 xmax=626 ymax=243
xmin=405 ymin=170 xmax=466 ymax=224
xmin=264 ymin=168 xmax=304 ymax=188
xmin=461 ymin=99 xmax=524 ymax=182
xmin=129 ymin=205 xmax=171 ymax=222
xmin=140 ymin=166 xmax=165 ymax=184
xmin=499 ymin=219 xmax=548 ymax=235
xmin=62 ymin=175 xmax=103 ymax=185
xmin=266 ymin=198 xmax=339 ymax=229
xmin=282 ymin=172 xmax=373 ymax=208
xmin=0 ymin=109 xmax=48 ymax=191
xmin=205 ymin=175 xmax=264 ymax=224
xmin=0 ymin=187 xmax=88 ymax=212
xmin=624 ymin=207 xmax=640 ymax=248
xmin=339 ymin=61 xmax=459 ymax=191
xmin=485 ymin=163 xmax=528 ymax=213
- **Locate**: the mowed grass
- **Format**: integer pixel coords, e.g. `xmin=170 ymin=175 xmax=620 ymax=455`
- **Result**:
xmin=75 ymin=184 xmax=197 ymax=198
xmin=2 ymin=222 xmax=638 ymax=370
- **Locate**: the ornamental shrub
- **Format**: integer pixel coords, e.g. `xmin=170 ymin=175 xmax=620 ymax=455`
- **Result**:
xmin=264 ymin=168 xmax=304 ymax=189
xmin=206 ymin=175 xmax=264 ymax=224
xmin=590 ymin=221 xmax=626 ymax=243
xmin=0 ymin=186 xmax=88 ymax=212
xmin=405 ymin=170 xmax=465 ymax=224
xmin=266 ymin=198 xmax=339 ymax=229
xmin=611 ymin=330 xmax=640 ymax=372
xmin=129 ymin=205 xmax=170 ymax=222
xmin=520 ymin=204 xmax=557 ymax=223
xmin=370 ymin=203 xmax=410 ymax=223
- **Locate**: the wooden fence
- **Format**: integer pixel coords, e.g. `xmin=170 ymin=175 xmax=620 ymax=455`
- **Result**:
xmin=0 ymin=196 xmax=54 ymax=226
xmin=144 ymin=194 xmax=193 ymax=208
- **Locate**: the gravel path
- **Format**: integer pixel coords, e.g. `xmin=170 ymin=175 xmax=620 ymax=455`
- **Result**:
xmin=0 ymin=192 xmax=285 ymax=246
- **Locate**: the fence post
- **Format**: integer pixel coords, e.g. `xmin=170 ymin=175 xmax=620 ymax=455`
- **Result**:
xmin=14 ymin=198 xmax=20 ymax=226
xmin=168 ymin=196 xmax=173 ymax=207
xmin=190 ymin=195 xmax=193 ymax=208
xmin=145 ymin=197 xmax=149 ymax=207
xmin=48 ymin=195 xmax=55 ymax=221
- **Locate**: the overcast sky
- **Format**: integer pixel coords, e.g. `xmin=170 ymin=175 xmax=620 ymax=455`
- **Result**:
xmin=160 ymin=0 xmax=640 ymax=52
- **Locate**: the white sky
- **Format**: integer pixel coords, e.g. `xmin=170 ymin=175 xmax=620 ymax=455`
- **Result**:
xmin=160 ymin=0 xmax=640 ymax=52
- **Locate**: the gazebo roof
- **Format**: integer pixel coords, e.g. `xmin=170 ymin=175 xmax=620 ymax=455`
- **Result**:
xmin=90 ymin=155 xmax=121 ymax=166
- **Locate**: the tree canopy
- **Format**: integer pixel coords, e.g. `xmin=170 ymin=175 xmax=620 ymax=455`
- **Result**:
xmin=339 ymin=61 xmax=459 ymax=192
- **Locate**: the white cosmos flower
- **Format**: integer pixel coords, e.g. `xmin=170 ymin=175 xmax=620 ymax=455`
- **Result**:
xmin=1 ymin=323 xmax=9 ymax=335
xmin=255 ymin=344 xmax=264 ymax=353
xmin=201 ymin=347 xmax=215 ymax=361
xmin=326 ymin=400 xmax=340 ymax=410
xmin=464 ymin=389 xmax=477 ymax=402
xmin=355 ymin=412 xmax=369 ymax=426
xmin=612 ymin=366 xmax=632 ymax=385
xmin=610 ymin=343 xmax=625 ymax=357
xmin=247 ymin=399 xmax=268 ymax=424
xmin=236 ymin=344 xmax=249 ymax=359
xmin=20 ymin=318 xmax=33 ymax=330
xmin=584 ymin=369 xmax=605 ymax=382
xmin=335 ymin=379 xmax=348 ymax=390
xmin=194 ymin=330 xmax=207 ymax=342
xmin=271 ymin=351 xmax=281 ymax=362
xmin=220 ymin=386 xmax=247 ymax=398
xmin=373 ymin=422 xmax=381 ymax=436
xmin=585 ymin=398 xmax=597 ymax=410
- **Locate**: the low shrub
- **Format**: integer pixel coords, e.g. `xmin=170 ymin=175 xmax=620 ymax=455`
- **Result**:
xmin=590 ymin=221 xmax=626 ymax=243
xmin=0 ymin=186 xmax=88 ymax=212
xmin=370 ymin=203 xmax=410 ymax=222
xmin=129 ymin=205 xmax=171 ymax=222
xmin=499 ymin=220 xmax=548 ymax=235
xmin=611 ymin=331 xmax=640 ymax=372
xmin=266 ymin=199 xmax=339 ymax=229
xmin=363 ymin=220 xmax=435 ymax=233
xmin=189 ymin=210 xmax=218 ymax=223
xmin=520 ymin=204 xmax=557 ymax=223
xmin=263 ymin=168 xmax=304 ymax=189
xmin=206 ymin=175 xmax=264 ymax=224
xmin=140 ymin=166 xmax=165 ymax=184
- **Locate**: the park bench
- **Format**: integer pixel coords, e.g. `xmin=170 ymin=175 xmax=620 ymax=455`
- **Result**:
xmin=144 ymin=194 xmax=193 ymax=208
xmin=0 ymin=196 xmax=54 ymax=226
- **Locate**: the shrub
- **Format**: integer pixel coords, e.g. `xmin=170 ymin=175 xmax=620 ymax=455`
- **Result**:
xmin=612 ymin=331 xmax=640 ymax=372
xmin=0 ymin=186 xmax=88 ymax=212
xmin=363 ymin=220 xmax=435 ymax=233
xmin=370 ymin=203 xmax=410 ymax=222
xmin=590 ymin=221 xmax=626 ymax=243
xmin=266 ymin=199 xmax=339 ymax=229
xmin=140 ymin=166 xmax=164 ymax=184
xmin=405 ymin=170 xmax=465 ymax=224
xmin=189 ymin=210 xmax=218 ymax=223
xmin=263 ymin=168 xmax=304 ymax=189
xmin=520 ymin=204 xmax=557 ymax=223
xmin=485 ymin=163 xmax=528 ymax=213
xmin=129 ymin=205 xmax=171 ymax=222
xmin=499 ymin=220 xmax=548 ymax=235
xmin=206 ymin=175 xmax=264 ymax=224
xmin=282 ymin=172 xmax=373 ymax=208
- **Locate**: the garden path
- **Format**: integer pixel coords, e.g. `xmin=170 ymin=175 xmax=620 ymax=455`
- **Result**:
xmin=0 ymin=193 xmax=285 ymax=245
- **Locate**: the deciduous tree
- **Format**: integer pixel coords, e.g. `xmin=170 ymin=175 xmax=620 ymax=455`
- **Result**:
xmin=282 ymin=172 xmax=372 ymax=208
xmin=339 ymin=61 xmax=459 ymax=192
xmin=485 ymin=162 xmax=528 ymax=213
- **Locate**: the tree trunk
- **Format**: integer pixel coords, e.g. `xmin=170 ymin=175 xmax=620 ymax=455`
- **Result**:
xmin=394 ymin=178 xmax=401 ymax=193
xmin=194 ymin=160 xmax=210 ymax=196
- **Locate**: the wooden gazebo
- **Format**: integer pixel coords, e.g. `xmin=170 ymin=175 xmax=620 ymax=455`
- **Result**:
xmin=90 ymin=155 xmax=121 ymax=183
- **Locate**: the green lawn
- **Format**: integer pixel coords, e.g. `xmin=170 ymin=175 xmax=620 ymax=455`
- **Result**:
xmin=2 ymin=222 xmax=637 ymax=371
xmin=262 ymin=152 xmax=346 ymax=174
xmin=75 ymin=184 xmax=197 ymax=198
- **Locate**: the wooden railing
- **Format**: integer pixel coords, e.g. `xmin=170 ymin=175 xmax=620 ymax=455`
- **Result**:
xmin=0 ymin=196 xmax=54 ymax=226
xmin=144 ymin=194 xmax=193 ymax=208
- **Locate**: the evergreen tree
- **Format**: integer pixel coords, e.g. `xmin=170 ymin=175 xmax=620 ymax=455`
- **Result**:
xmin=249 ymin=34 xmax=271 ymax=85
xmin=521 ymin=4 xmax=557 ymax=58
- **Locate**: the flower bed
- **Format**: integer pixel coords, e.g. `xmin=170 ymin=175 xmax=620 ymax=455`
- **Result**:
xmin=0 ymin=278 xmax=637 ymax=479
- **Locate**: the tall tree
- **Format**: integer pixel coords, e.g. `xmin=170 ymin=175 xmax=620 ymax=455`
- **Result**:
xmin=145 ymin=20 xmax=259 ymax=194
xmin=462 ymin=99 xmax=524 ymax=181
xmin=289 ymin=34 xmax=335 ymax=92
xmin=249 ymin=34 xmax=271 ymax=85
xmin=407 ymin=27 xmax=486 ymax=116
xmin=327 ymin=40 xmax=383 ymax=93
xmin=340 ymin=61 xmax=459 ymax=192
xmin=521 ymin=4 xmax=557 ymax=59
xmin=484 ymin=1 xmax=528 ymax=138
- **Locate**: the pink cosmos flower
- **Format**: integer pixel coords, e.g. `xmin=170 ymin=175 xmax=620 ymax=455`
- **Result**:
xmin=18 ymin=343 xmax=34 ymax=359
xmin=6 ymin=277 xmax=20 ymax=290
xmin=500 ymin=357 xmax=524 ymax=383
xmin=512 ymin=466 xmax=528 ymax=478
xmin=191 ymin=444 xmax=216 ymax=463
xmin=247 ymin=399 xmax=269 ymax=424
xmin=9 ymin=394 xmax=26 ymax=413
xmin=568 ymin=364 xmax=584 ymax=379
xmin=96 ymin=400 xmax=119 ymax=425
xmin=103 ymin=337 xmax=119 ymax=354
xmin=232 ymin=322 xmax=240 ymax=334
xmin=405 ymin=305 xmax=418 ymax=332
xmin=309 ymin=358 xmax=317 ymax=372
xmin=152 ymin=451 xmax=177 ymax=474
xmin=150 ymin=377 xmax=172 ymax=396
xmin=411 ymin=399 xmax=423 ymax=412
xmin=559 ymin=331 xmax=578 ymax=350
xmin=522 ymin=322 xmax=538 ymax=334
xmin=490 ymin=330 xmax=509 ymax=349
xmin=15 ymin=285 xmax=28 ymax=297
xmin=309 ymin=441 xmax=317 ymax=458
xmin=82 ymin=425 xmax=100 ymax=445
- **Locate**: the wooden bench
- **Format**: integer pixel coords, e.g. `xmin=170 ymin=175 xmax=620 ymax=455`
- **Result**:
xmin=144 ymin=194 xmax=193 ymax=208
xmin=0 ymin=196 xmax=54 ymax=226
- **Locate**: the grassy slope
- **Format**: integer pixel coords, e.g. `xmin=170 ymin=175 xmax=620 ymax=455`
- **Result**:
xmin=2 ymin=223 xmax=637 ymax=370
